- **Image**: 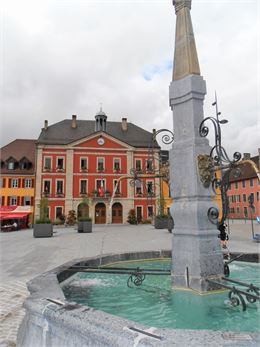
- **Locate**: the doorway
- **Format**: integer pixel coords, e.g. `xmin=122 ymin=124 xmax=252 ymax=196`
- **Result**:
xmin=136 ymin=206 xmax=142 ymax=223
xmin=95 ymin=203 xmax=106 ymax=224
xmin=112 ymin=203 xmax=123 ymax=224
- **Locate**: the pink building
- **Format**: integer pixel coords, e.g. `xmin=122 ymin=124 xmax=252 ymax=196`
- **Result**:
xmin=227 ymin=151 xmax=260 ymax=220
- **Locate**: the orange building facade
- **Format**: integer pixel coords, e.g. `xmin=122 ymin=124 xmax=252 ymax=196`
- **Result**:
xmin=0 ymin=139 xmax=36 ymax=228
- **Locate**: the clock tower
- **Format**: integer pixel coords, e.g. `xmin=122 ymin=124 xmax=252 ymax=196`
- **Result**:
xmin=95 ymin=107 xmax=107 ymax=132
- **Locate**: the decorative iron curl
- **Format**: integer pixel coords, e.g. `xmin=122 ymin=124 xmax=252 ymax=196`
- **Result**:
xmin=199 ymin=117 xmax=241 ymax=167
xmin=127 ymin=271 xmax=146 ymax=288
xmin=199 ymin=96 xmax=242 ymax=225
xmin=207 ymin=207 xmax=219 ymax=225
xmin=224 ymin=263 xmax=230 ymax=277
xmin=153 ymin=129 xmax=174 ymax=145
xmin=246 ymin=285 xmax=259 ymax=303
xmin=228 ymin=287 xmax=246 ymax=311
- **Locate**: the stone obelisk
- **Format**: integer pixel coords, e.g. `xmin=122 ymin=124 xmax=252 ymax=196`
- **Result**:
xmin=170 ymin=0 xmax=223 ymax=292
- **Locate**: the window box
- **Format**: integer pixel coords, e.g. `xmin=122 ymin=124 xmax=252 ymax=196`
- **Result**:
xmin=43 ymin=167 xmax=51 ymax=172
xmin=55 ymin=192 xmax=65 ymax=198
xmin=56 ymin=167 xmax=65 ymax=172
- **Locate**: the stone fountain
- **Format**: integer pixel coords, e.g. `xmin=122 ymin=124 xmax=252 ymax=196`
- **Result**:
xmin=169 ymin=0 xmax=223 ymax=292
xmin=17 ymin=1 xmax=259 ymax=346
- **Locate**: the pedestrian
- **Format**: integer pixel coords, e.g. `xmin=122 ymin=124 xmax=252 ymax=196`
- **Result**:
xmin=218 ymin=222 xmax=229 ymax=249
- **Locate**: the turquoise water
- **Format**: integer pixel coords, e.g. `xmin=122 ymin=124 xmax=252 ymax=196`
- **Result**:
xmin=62 ymin=260 xmax=260 ymax=332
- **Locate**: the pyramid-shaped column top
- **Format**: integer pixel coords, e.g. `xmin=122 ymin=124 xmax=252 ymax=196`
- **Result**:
xmin=172 ymin=0 xmax=200 ymax=81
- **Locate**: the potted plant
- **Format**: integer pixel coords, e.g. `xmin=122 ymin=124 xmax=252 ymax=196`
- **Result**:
xmin=33 ymin=197 xmax=53 ymax=237
xmin=78 ymin=197 xmax=92 ymax=233
xmin=154 ymin=214 xmax=169 ymax=229
xmin=78 ymin=216 xmax=92 ymax=233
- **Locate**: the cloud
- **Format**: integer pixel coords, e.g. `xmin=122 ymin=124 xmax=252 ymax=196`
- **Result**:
xmin=142 ymin=60 xmax=172 ymax=81
xmin=1 ymin=0 xmax=259 ymax=158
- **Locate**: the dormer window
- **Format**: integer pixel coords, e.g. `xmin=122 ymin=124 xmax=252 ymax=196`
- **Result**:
xmin=19 ymin=157 xmax=31 ymax=170
xmin=8 ymin=161 xmax=15 ymax=170
xmin=6 ymin=157 xmax=18 ymax=170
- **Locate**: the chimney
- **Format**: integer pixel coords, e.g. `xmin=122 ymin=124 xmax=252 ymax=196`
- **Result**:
xmin=44 ymin=120 xmax=48 ymax=130
xmin=72 ymin=115 xmax=77 ymax=128
xmin=121 ymin=118 xmax=127 ymax=131
xmin=243 ymin=153 xmax=251 ymax=160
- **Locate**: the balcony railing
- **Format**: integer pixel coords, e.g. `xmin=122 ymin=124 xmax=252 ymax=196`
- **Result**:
xmin=92 ymin=191 xmax=111 ymax=199
xmin=80 ymin=192 xmax=88 ymax=198
xmin=56 ymin=167 xmax=65 ymax=173
xmin=55 ymin=192 xmax=65 ymax=198
xmin=43 ymin=167 xmax=52 ymax=172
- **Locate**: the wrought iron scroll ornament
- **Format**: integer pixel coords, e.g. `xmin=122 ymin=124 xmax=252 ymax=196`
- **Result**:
xmin=129 ymin=128 xmax=174 ymax=208
xmin=198 ymin=93 xmax=242 ymax=224
xmin=110 ymin=128 xmax=174 ymax=213
xmin=152 ymin=129 xmax=174 ymax=146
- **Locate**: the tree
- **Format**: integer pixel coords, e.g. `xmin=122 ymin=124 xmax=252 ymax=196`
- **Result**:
xmin=36 ymin=197 xmax=51 ymax=224
xmin=127 ymin=209 xmax=138 ymax=225
xmin=66 ymin=210 xmax=77 ymax=225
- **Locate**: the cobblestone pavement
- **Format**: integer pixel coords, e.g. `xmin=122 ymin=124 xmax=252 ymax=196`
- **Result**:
xmin=0 ymin=281 xmax=29 ymax=347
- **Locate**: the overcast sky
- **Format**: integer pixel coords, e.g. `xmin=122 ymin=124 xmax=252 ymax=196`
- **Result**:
xmin=1 ymin=0 xmax=259 ymax=157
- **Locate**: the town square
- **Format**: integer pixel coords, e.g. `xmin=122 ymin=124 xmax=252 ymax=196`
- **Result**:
xmin=0 ymin=0 xmax=259 ymax=346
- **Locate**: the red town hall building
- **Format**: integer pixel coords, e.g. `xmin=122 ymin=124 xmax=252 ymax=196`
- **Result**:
xmin=35 ymin=111 xmax=160 ymax=224
xmin=227 ymin=151 xmax=260 ymax=220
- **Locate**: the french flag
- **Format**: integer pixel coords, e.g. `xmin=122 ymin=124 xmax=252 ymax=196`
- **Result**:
xmin=98 ymin=181 xmax=104 ymax=197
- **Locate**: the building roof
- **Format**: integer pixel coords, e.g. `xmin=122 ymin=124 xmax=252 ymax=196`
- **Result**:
xmin=0 ymin=139 xmax=36 ymax=175
xmin=229 ymin=154 xmax=259 ymax=182
xmin=37 ymin=119 xmax=160 ymax=148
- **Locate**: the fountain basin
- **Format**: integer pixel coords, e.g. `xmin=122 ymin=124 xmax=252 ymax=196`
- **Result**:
xmin=17 ymin=250 xmax=260 ymax=347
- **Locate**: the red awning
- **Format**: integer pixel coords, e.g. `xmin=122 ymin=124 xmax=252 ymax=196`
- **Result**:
xmin=0 ymin=212 xmax=30 ymax=221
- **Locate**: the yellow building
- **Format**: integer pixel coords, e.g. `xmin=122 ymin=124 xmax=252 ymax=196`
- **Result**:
xmin=159 ymin=151 xmax=173 ymax=215
xmin=0 ymin=139 xmax=36 ymax=229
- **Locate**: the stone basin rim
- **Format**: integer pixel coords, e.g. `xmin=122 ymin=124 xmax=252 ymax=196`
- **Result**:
xmin=17 ymin=250 xmax=260 ymax=347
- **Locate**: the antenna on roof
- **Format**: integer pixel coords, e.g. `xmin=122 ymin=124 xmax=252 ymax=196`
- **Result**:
xmin=100 ymin=103 xmax=102 ymax=112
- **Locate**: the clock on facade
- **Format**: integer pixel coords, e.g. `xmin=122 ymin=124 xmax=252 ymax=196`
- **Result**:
xmin=97 ymin=137 xmax=105 ymax=145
